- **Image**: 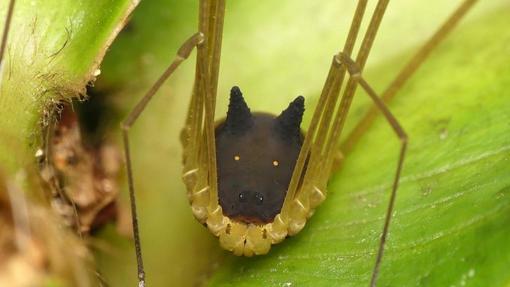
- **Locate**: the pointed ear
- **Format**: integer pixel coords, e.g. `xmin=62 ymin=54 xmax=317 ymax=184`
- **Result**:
xmin=225 ymin=86 xmax=253 ymax=134
xmin=276 ymin=96 xmax=305 ymax=142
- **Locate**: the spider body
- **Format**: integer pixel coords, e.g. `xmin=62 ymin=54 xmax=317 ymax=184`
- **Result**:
xmin=216 ymin=86 xmax=304 ymax=224
xmin=182 ymin=86 xmax=312 ymax=256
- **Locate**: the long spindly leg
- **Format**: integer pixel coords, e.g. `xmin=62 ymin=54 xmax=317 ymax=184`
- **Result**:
xmin=121 ymin=32 xmax=204 ymax=287
xmin=341 ymin=0 xmax=479 ymax=156
xmin=281 ymin=0 xmax=391 ymax=235
xmin=181 ymin=0 xmax=226 ymax=234
xmin=277 ymin=0 xmax=401 ymax=285
xmin=338 ymin=52 xmax=407 ymax=287
xmin=279 ymin=0 xmax=369 ymax=227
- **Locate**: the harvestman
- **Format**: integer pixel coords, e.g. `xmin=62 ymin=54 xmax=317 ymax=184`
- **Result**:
xmin=119 ymin=0 xmax=479 ymax=286
xmin=0 ymin=0 xmax=479 ymax=286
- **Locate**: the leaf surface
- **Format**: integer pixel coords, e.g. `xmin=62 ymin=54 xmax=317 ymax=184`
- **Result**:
xmin=92 ymin=1 xmax=510 ymax=286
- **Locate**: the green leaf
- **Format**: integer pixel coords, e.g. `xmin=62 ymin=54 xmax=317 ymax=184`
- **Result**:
xmin=210 ymin=4 xmax=510 ymax=287
xmin=0 ymin=0 xmax=138 ymax=175
xmin=93 ymin=0 xmax=510 ymax=286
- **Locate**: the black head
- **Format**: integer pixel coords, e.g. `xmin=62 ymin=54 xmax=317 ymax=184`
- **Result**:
xmin=216 ymin=86 xmax=305 ymax=224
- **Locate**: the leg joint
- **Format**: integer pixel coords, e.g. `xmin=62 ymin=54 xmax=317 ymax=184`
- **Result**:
xmin=177 ymin=32 xmax=205 ymax=59
xmin=335 ymin=52 xmax=362 ymax=78
xmin=120 ymin=121 xmax=129 ymax=131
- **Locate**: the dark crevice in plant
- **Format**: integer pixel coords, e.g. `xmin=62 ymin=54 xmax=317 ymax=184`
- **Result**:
xmin=76 ymin=85 xmax=122 ymax=147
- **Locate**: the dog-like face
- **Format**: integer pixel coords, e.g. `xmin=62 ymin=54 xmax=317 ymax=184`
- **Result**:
xmin=216 ymin=86 xmax=304 ymax=224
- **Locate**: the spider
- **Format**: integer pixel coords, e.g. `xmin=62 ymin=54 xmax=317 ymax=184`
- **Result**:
xmin=0 ymin=0 xmax=500 ymax=286
xmin=115 ymin=0 xmax=481 ymax=286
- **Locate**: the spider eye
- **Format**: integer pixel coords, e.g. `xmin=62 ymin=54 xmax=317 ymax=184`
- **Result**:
xmin=238 ymin=191 xmax=247 ymax=202
xmin=254 ymin=192 xmax=264 ymax=205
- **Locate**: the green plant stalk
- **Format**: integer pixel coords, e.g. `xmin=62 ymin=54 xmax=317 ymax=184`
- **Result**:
xmin=0 ymin=0 xmax=138 ymax=285
xmin=0 ymin=0 xmax=138 ymax=177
